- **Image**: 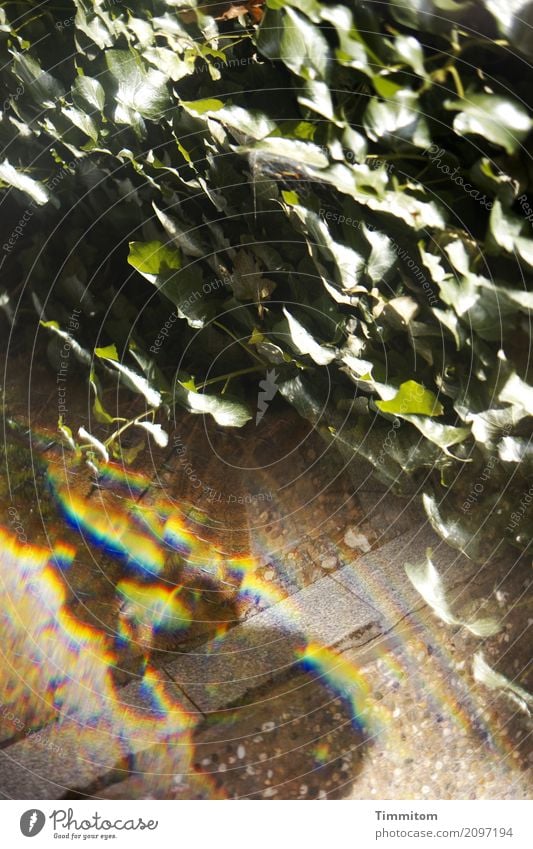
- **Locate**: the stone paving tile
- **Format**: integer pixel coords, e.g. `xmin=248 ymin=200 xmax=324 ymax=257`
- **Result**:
xmin=0 ymin=673 xmax=197 ymax=799
xmin=0 ymin=721 xmax=128 ymax=800
xmin=100 ymin=669 xmax=368 ymax=800
xmin=331 ymin=524 xmax=480 ymax=631
xmin=164 ymin=577 xmax=379 ymax=713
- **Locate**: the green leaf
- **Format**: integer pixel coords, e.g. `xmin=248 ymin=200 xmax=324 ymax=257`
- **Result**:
xmin=62 ymin=106 xmax=99 ymax=142
xmin=365 ymin=89 xmax=431 ymax=148
xmin=152 ymin=203 xmax=207 ymax=258
xmin=11 ymin=51 xmax=64 ymax=106
xmin=405 ymin=552 xmax=501 ymax=636
xmin=94 ymin=343 xmax=119 ymax=362
xmin=135 ymin=421 xmax=169 ymax=447
xmin=128 ymin=241 xmax=216 ymax=329
xmin=105 ymin=49 xmax=170 ymax=122
xmin=174 ymin=382 xmax=252 ymax=427
xmin=257 ymin=5 xmax=330 ymax=81
xmin=95 ymin=345 xmax=162 ymax=407
xmin=72 ymin=76 xmax=106 ymax=112
xmin=488 ymin=200 xmax=533 ymax=267
xmin=0 ymin=159 xmax=50 ymax=205
xmin=40 ymin=320 xmax=92 ymax=364
xmin=181 ymin=98 xmax=224 ymax=114
xmin=445 ymin=94 xmax=533 ymax=154
xmin=394 ymin=34 xmax=427 ymax=77
xmin=376 ymin=380 xmax=444 ymax=416
xmin=89 ymin=369 xmax=117 ymax=425
xmin=473 ymin=652 xmax=533 ymax=715
xmin=245 ymin=137 xmax=329 ymax=170
xmin=128 ymin=241 xmax=182 ymax=280
xmin=401 ymin=416 xmax=471 ymax=450
xmin=283 ymin=308 xmax=336 ymax=365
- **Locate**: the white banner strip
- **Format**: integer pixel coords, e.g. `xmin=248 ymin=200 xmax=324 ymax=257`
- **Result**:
xmin=3 ymin=799 xmax=531 ymax=848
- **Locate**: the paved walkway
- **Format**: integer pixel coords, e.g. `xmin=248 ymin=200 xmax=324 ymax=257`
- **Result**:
xmin=0 ymin=353 xmax=531 ymax=798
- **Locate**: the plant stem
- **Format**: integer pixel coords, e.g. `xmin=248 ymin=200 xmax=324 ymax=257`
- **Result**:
xmin=447 ymin=64 xmax=465 ymax=99
xmin=197 ymin=364 xmax=266 ymax=391
xmin=213 ymin=320 xmax=265 ymax=365
xmin=103 ymin=410 xmax=155 ymax=448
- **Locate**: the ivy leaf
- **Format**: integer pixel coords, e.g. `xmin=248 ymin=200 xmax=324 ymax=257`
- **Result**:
xmin=128 ymin=241 xmax=216 ymax=329
xmin=180 ymin=98 xmax=225 ymax=114
xmin=89 ymin=369 xmax=117 ymax=424
xmin=365 ymin=89 xmax=431 ymax=148
xmin=376 ymin=380 xmax=444 ymax=416
xmin=394 ymin=34 xmax=427 ymax=77
xmin=257 ymin=5 xmax=330 ymax=81
xmin=488 ymin=200 xmax=533 ymax=267
xmin=152 ymin=203 xmax=207 ymax=258
xmin=78 ymin=426 xmax=109 ymax=463
xmin=0 ymin=159 xmax=50 ymax=205
xmin=11 ymin=51 xmax=64 ymax=106
xmin=95 ymin=344 xmax=162 ymax=407
xmin=72 ymin=76 xmax=106 ymax=113
xmin=283 ymin=308 xmax=336 ymax=365
xmin=173 ymin=382 xmax=252 ymax=427
xmin=445 ymin=94 xmax=533 ymax=154
xmin=405 ymin=552 xmax=501 ymax=636
xmin=105 ymin=49 xmax=170 ymax=123
xmin=473 ymin=652 xmax=533 ymax=715
xmin=135 ymin=421 xmax=169 ymax=447
xmin=128 ymin=241 xmax=182 ymax=281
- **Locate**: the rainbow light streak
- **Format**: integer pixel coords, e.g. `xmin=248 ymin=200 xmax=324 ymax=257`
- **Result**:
xmin=50 ymin=541 xmax=77 ymax=570
xmin=0 ymin=527 xmax=117 ymax=726
xmin=2 ymin=441 xmax=513 ymax=785
xmin=313 ymin=742 xmax=331 ymax=764
xmin=49 ymin=481 xmax=166 ymax=576
xmin=296 ymin=642 xmax=371 ymax=733
xmin=116 ymin=580 xmax=193 ymax=633
xmin=326 ymin=556 xmax=514 ymax=757
xmin=95 ymin=462 xmax=150 ymax=498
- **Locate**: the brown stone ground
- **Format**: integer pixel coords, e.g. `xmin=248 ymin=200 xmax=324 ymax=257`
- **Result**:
xmin=0 ymin=347 xmax=531 ymax=799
